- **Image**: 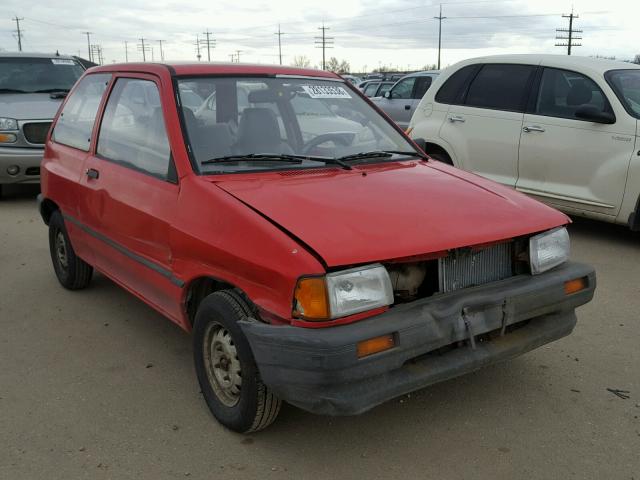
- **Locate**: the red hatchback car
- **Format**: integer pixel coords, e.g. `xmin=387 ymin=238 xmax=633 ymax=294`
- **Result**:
xmin=39 ymin=62 xmax=595 ymax=432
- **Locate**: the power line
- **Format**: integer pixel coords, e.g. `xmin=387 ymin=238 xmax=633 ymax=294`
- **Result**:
xmin=315 ymin=23 xmax=334 ymax=70
xmin=434 ymin=4 xmax=446 ymax=69
xmin=12 ymin=16 xmax=24 ymax=52
xmin=555 ymin=9 xmax=582 ymax=55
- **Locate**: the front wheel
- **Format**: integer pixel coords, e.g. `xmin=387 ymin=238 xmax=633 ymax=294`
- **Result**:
xmin=193 ymin=290 xmax=281 ymax=433
xmin=48 ymin=210 xmax=93 ymax=289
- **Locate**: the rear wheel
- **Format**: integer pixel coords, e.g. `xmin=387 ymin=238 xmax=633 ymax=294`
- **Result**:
xmin=48 ymin=210 xmax=93 ymax=289
xmin=193 ymin=290 xmax=281 ymax=433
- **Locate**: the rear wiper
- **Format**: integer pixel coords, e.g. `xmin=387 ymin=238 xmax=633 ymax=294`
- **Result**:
xmin=202 ymin=153 xmax=352 ymax=170
xmin=0 ymin=88 xmax=28 ymax=93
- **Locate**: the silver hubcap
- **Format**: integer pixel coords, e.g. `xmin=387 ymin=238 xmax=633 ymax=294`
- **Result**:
xmin=55 ymin=231 xmax=69 ymax=270
xmin=203 ymin=322 xmax=242 ymax=407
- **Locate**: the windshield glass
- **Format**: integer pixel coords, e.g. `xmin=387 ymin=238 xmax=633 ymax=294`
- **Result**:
xmin=606 ymin=69 xmax=640 ymax=118
xmin=0 ymin=57 xmax=84 ymax=93
xmin=176 ymin=76 xmax=419 ymax=173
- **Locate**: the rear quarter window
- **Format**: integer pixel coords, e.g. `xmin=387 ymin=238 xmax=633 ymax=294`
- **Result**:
xmin=52 ymin=73 xmax=111 ymax=151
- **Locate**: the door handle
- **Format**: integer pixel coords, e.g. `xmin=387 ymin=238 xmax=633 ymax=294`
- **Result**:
xmin=85 ymin=168 xmax=99 ymax=179
xmin=522 ymin=125 xmax=545 ymax=133
xmin=448 ymin=115 xmax=465 ymax=123
xmin=405 ymin=105 xmax=411 ymax=110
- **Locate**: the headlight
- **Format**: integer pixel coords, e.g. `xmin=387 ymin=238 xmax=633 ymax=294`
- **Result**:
xmin=0 ymin=118 xmax=18 ymax=131
xmin=294 ymin=264 xmax=394 ymax=320
xmin=529 ymin=227 xmax=570 ymax=274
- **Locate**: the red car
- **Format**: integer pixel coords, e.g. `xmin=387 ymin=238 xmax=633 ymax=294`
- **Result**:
xmin=38 ymin=62 xmax=595 ymax=433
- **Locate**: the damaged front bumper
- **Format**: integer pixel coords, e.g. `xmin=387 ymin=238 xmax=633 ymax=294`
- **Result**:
xmin=239 ymin=262 xmax=595 ymax=416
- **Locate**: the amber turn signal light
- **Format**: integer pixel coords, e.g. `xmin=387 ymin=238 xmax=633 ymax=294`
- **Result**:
xmin=357 ymin=334 xmax=395 ymax=358
xmin=293 ymin=277 xmax=329 ymax=320
xmin=564 ymin=277 xmax=588 ymax=295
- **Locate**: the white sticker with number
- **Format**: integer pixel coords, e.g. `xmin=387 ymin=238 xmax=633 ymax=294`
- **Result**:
xmin=302 ymin=85 xmax=351 ymax=99
xmin=51 ymin=59 xmax=76 ymax=65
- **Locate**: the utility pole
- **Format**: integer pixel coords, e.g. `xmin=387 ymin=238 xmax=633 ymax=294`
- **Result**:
xmin=433 ymin=4 xmax=446 ymax=70
xmin=124 ymin=41 xmax=129 ymax=62
xmin=555 ymin=9 xmax=582 ymax=55
xmin=274 ymin=24 xmax=286 ymax=65
xmin=234 ymin=50 xmax=242 ymax=63
xmin=90 ymin=44 xmax=103 ymax=65
xmin=201 ymin=30 xmax=215 ymax=61
xmin=13 ymin=16 xmax=24 ymax=52
xmin=157 ymin=39 xmax=165 ymax=61
xmin=82 ymin=32 xmax=93 ymax=61
xmin=315 ymin=23 xmax=334 ymax=70
xmin=138 ymin=38 xmax=150 ymax=61
xmin=195 ymin=35 xmax=202 ymax=61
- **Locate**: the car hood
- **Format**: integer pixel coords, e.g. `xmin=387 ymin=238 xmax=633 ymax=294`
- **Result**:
xmin=0 ymin=93 xmax=63 ymax=120
xmin=213 ymin=161 xmax=568 ymax=267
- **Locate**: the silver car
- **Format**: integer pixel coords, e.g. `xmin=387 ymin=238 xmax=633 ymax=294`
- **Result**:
xmin=371 ymin=71 xmax=439 ymax=129
xmin=0 ymin=52 xmax=85 ymax=197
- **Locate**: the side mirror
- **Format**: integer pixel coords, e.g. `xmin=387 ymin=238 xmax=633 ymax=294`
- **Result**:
xmin=384 ymin=91 xmax=392 ymax=99
xmin=413 ymin=138 xmax=426 ymax=152
xmin=575 ymin=105 xmax=615 ymax=124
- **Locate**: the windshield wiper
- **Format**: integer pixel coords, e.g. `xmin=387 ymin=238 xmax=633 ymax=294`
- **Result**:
xmin=336 ymin=150 xmax=427 ymax=163
xmin=0 ymin=88 xmax=28 ymax=93
xmin=31 ymin=88 xmax=71 ymax=93
xmin=202 ymin=153 xmax=352 ymax=170
xmin=382 ymin=150 xmax=429 ymax=160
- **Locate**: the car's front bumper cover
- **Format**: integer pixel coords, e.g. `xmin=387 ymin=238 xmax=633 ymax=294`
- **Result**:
xmin=240 ymin=262 xmax=595 ymax=416
xmin=0 ymin=146 xmax=43 ymax=184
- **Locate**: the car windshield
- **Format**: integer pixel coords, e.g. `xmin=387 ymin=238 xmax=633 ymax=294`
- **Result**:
xmin=177 ymin=76 xmax=419 ymax=173
xmin=0 ymin=57 xmax=84 ymax=93
xmin=606 ymin=69 xmax=640 ymax=118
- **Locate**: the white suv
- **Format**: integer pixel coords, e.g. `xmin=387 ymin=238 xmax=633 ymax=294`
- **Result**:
xmin=409 ymin=54 xmax=640 ymax=230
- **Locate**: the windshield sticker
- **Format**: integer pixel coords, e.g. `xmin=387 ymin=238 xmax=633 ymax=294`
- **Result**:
xmin=302 ymin=85 xmax=351 ymax=99
xmin=51 ymin=59 xmax=76 ymax=65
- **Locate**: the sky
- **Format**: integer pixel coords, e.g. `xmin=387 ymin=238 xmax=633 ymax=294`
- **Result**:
xmin=0 ymin=0 xmax=638 ymax=72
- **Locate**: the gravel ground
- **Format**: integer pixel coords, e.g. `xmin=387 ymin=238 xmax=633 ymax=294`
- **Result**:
xmin=1 ymin=186 xmax=639 ymax=479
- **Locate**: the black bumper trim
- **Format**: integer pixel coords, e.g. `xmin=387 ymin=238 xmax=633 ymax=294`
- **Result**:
xmin=240 ymin=261 xmax=595 ymax=415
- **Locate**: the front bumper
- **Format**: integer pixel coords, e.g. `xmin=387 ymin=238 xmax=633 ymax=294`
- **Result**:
xmin=240 ymin=262 xmax=595 ymax=416
xmin=0 ymin=146 xmax=43 ymax=184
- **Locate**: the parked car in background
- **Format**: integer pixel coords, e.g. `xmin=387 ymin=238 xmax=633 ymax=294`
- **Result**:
xmin=39 ymin=61 xmax=594 ymax=433
xmin=0 ymin=52 xmax=85 ymax=197
xmin=342 ymin=74 xmax=362 ymax=86
xmin=361 ymin=80 xmax=394 ymax=98
xmin=409 ymin=54 xmax=640 ymax=230
xmin=371 ymin=71 xmax=439 ymax=128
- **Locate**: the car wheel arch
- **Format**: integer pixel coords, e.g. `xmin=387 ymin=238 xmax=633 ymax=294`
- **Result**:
xmin=424 ymin=142 xmax=454 ymax=166
xmin=184 ymin=276 xmax=257 ymax=328
xmin=39 ymin=197 xmax=61 ymax=225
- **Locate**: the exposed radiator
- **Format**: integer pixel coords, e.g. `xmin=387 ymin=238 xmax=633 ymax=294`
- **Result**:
xmin=439 ymin=242 xmax=513 ymax=293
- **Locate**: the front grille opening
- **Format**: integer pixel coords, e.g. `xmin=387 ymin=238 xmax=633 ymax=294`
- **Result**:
xmin=25 ymin=167 xmax=40 ymax=176
xmin=385 ymin=240 xmax=528 ymax=305
xmin=22 ymin=122 xmax=52 ymax=145
xmin=404 ymin=319 xmax=531 ymax=365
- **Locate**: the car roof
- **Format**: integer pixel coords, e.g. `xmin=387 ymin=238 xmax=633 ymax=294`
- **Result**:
xmin=0 ymin=51 xmax=77 ymax=60
xmin=87 ymin=61 xmax=342 ymax=79
xmin=450 ymin=54 xmax=640 ymax=76
xmin=402 ymin=70 xmax=440 ymax=78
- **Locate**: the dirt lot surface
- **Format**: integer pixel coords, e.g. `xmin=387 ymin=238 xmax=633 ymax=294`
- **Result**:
xmin=1 ymin=186 xmax=639 ymax=479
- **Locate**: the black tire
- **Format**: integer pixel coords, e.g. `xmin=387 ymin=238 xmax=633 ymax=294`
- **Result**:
xmin=428 ymin=152 xmax=453 ymax=165
xmin=193 ymin=290 xmax=281 ymax=433
xmin=48 ymin=210 xmax=93 ymax=289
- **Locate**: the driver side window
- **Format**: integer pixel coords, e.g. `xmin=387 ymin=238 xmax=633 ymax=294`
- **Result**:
xmin=390 ymin=78 xmax=416 ymax=99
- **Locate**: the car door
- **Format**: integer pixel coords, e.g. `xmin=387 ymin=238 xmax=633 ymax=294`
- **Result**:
xmin=373 ymin=76 xmax=417 ymax=128
xmin=437 ymin=63 xmax=537 ymax=186
xmin=516 ymin=67 xmax=636 ymax=217
xmin=78 ymin=74 xmax=182 ymax=320
xmin=46 ymin=73 xmax=112 ymax=264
